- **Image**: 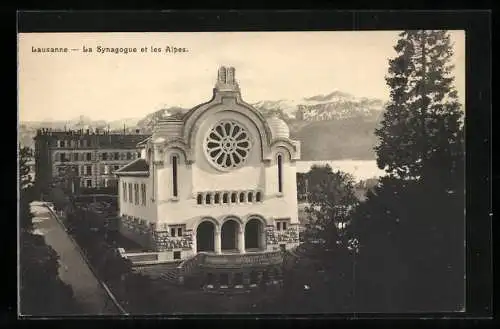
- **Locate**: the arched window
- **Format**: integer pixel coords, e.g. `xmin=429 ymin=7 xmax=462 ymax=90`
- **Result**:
xmin=172 ymin=155 xmax=178 ymax=197
xmin=231 ymin=192 xmax=237 ymax=203
xmin=205 ymin=193 xmax=211 ymax=205
xmin=277 ymin=154 xmax=283 ymax=193
xmin=239 ymin=192 xmax=245 ymax=203
xmin=197 ymin=193 xmax=203 ymax=205
xmin=214 ymin=193 xmax=220 ymax=204
xmin=247 ymin=192 xmax=253 ymax=203
xmin=256 ymin=191 xmax=262 ymax=202
xmin=222 ymin=193 xmax=229 ymax=204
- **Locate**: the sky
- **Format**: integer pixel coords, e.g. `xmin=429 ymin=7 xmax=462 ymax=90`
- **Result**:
xmin=18 ymin=31 xmax=465 ymax=122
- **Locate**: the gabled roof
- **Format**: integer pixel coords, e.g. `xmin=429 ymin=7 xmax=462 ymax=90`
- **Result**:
xmin=114 ymin=158 xmax=149 ymax=176
xmin=136 ymin=136 xmax=151 ymax=147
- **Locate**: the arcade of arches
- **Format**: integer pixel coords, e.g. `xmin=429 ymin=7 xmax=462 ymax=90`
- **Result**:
xmin=196 ymin=217 xmax=265 ymax=254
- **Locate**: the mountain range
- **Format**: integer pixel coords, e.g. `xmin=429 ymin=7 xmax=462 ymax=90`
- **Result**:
xmin=19 ymin=91 xmax=386 ymax=160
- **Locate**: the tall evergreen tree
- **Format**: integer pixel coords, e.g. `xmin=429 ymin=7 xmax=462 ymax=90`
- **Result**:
xmin=353 ymin=30 xmax=465 ymax=312
xmin=375 ymin=30 xmax=464 ymax=188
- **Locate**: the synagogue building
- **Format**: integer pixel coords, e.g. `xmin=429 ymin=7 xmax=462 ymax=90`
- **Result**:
xmin=115 ymin=66 xmax=301 ymax=263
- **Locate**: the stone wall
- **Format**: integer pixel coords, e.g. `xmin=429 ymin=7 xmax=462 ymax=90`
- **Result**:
xmin=151 ymin=229 xmax=193 ymax=251
xmin=265 ymin=224 xmax=300 ymax=250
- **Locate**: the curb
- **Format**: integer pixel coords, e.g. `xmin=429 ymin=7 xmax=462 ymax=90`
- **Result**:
xmin=45 ymin=205 xmax=129 ymax=316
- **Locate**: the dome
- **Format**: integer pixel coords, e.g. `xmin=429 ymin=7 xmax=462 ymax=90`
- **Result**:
xmin=153 ymin=137 xmax=166 ymax=144
xmin=152 ymin=120 xmax=183 ymax=141
xmin=266 ymin=116 xmax=290 ymax=139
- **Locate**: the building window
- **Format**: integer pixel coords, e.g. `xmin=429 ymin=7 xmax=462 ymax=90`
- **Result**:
xmin=134 ymin=184 xmax=139 ymax=205
xmin=205 ymin=120 xmax=252 ymax=170
xmin=239 ymin=192 xmax=245 ymax=203
xmin=137 ymin=152 xmax=141 ymax=158
xmin=170 ymin=228 xmax=176 ymax=237
xmin=248 ymin=192 xmax=253 ymax=203
xmin=102 ymin=152 xmax=108 ymax=160
xmin=173 ymin=251 xmax=181 ymax=260
xmin=222 ymin=193 xmax=228 ymax=204
xmin=128 ymin=183 xmax=133 ymax=203
xmin=60 ymin=153 xmax=67 ymax=162
xmin=141 ymin=183 xmax=146 ymax=206
xmin=86 ymin=152 xmax=92 ymax=161
xmin=114 ymin=152 xmax=120 ymax=160
xmin=233 ymin=273 xmax=243 ymax=286
xmin=205 ymin=194 xmax=211 ymax=204
xmin=256 ymin=191 xmax=262 ymax=202
xmin=231 ymin=192 xmax=237 ymax=203
xmin=86 ymin=179 xmax=92 ymax=188
xmin=277 ymin=154 xmax=283 ymax=193
xmin=172 ymin=155 xmax=178 ymax=197
xmin=85 ymin=165 xmax=92 ymax=176
xmin=123 ymin=182 xmax=127 ymax=202
xmin=114 ymin=165 xmax=120 ymax=171
xmin=177 ymin=227 xmax=182 ymax=236
xmin=214 ymin=193 xmax=220 ymax=204
xmin=276 ymin=220 xmax=288 ymax=231
xmin=197 ymin=194 xmax=203 ymax=205
xmin=126 ymin=152 xmax=132 ymax=160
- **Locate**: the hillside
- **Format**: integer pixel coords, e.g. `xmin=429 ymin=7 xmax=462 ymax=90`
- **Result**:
xmin=290 ymin=117 xmax=380 ymax=161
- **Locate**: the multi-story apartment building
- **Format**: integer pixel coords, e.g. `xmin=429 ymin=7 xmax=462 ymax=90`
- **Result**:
xmin=34 ymin=128 xmax=149 ymax=193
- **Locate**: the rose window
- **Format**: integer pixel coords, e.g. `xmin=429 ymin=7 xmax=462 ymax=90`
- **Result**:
xmin=205 ymin=120 xmax=252 ymax=170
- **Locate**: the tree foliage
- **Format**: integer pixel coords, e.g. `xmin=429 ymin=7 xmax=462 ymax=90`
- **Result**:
xmin=274 ymin=165 xmax=359 ymax=313
xmin=375 ymin=30 xmax=464 ymax=188
xmin=303 ymin=165 xmax=358 ymax=254
xmin=19 ymin=146 xmax=33 ymax=190
xmin=353 ymin=30 xmax=465 ymax=312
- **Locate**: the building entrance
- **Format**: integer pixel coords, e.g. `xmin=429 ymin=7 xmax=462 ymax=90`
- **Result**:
xmin=196 ymin=221 xmax=215 ymax=252
xmin=245 ymin=218 xmax=262 ymax=250
xmin=221 ymin=219 xmax=238 ymax=251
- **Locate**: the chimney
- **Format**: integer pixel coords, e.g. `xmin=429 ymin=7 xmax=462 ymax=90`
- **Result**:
xmin=215 ymin=66 xmax=240 ymax=93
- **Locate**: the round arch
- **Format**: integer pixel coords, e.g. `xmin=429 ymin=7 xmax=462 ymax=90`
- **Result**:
xmin=183 ymin=95 xmax=274 ymax=160
xmin=220 ymin=217 xmax=242 ymax=251
xmin=192 ymin=216 xmax=219 ymax=233
xmin=196 ymin=219 xmax=217 ymax=252
xmin=221 ymin=215 xmax=244 ymax=227
xmin=244 ymin=214 xmax=272 ymax=227
xmin=244 ymin=217 xmax=266 ymax=251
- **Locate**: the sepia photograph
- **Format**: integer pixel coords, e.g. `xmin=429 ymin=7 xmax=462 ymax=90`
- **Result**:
xmin=18 ymin=27 xmax=467 ymax=316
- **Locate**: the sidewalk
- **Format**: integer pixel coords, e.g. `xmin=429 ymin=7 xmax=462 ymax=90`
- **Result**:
xmin=30 ymin=202 xmax=124 ymax=315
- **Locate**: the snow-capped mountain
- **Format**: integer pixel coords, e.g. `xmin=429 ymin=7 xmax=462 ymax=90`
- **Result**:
xmin=252 ymin=91 xmax=386 ymax=121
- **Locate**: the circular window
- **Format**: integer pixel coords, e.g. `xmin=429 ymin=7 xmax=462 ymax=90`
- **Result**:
xmin=205 ymin=120 xmax=252 ymax=170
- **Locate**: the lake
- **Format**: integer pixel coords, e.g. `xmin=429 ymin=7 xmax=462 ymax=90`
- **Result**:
xmin=296 ymin=159 xmax=385 ymax=181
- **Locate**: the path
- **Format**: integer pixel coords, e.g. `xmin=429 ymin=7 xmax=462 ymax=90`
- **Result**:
xmin=30 ymin=201 xmax=124 ymax=315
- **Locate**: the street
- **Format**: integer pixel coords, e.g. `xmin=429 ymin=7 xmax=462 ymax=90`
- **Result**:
xmin=29 ymin=201 xmax=123 ymax=315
